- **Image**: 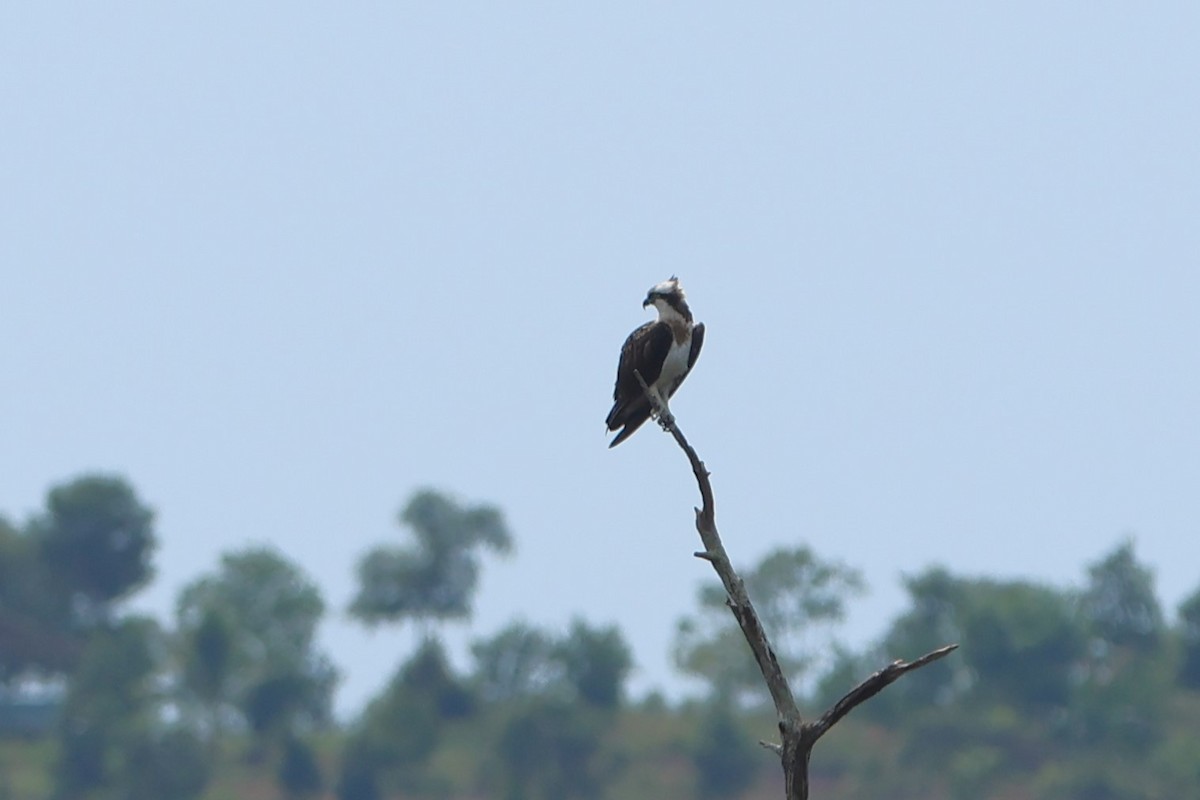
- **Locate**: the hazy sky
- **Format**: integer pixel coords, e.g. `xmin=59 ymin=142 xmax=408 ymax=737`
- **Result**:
xmin=3 ymin=4 xmax=1198 ymax=716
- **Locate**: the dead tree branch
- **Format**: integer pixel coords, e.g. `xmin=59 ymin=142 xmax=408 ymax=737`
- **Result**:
xmin=634 ymin=371 xmax=957 ymax=800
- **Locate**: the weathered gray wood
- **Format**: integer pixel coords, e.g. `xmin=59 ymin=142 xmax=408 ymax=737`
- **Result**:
xmin=634 ymin=370 xmax=958 ymax=799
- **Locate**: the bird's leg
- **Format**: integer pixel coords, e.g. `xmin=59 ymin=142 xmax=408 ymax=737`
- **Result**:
xmin=646 ymin=386 xmax=666 ymax=419
xmin=633 ymin=370 xmax=676 ymax=431
xmin=650 ymin=388 xmax=675 ymax=430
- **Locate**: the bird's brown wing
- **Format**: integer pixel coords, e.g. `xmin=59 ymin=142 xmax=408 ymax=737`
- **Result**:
xmin=605 ymin=321 xmax=672 ymax=440
xmin=687 ymin=322 xmax=705 ymax=370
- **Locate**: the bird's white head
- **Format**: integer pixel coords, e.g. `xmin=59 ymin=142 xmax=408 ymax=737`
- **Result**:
xmin=642 ymin=276 xmax=692 ymax=322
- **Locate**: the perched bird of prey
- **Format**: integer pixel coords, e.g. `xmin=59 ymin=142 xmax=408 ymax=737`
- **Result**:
xmin=605 ymin=277 xmax=705 ymax=447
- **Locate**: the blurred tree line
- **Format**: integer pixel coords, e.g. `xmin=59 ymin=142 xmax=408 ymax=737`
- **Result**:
xmin=4 ymin=473 xmax=1200 ymax=799
xmin=0 ymin=474 xmax=335 ymax=799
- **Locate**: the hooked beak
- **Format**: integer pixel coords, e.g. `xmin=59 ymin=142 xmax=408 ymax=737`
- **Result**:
xmin=642 ymin=296 xmax=654 ymax=308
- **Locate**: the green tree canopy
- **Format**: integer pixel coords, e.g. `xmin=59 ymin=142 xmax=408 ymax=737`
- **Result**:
xmin=1070 ymin=542 xmax=1171 ymax=748
xmin=555 ymin=619 xmax=633 ymax=710
xmin=350 ymin=489 xmax=513 ymax=629
xmin=175 ymin=547 xmax=337 ymax=748
xmin=30 ymin=474 xmax=157 ymax=626
xmin=1080 ymin=539 xmax=1165 ymax=653
xmin=0 ymin=515 xmax=81 ymax=679
xmin=397 ymin=638 xmax=477 ymax=719
xmin=471 ymin=622 xmax=560 ymax=704
xmin=673 ymin=545 xmax=863 ymax=702
xmin=122 ymin=726 xmax=212 ymax=800
xmin=2 ymin=475 xmax=156 ymax=680
xmin=336 ymin=647 xmax=448 ymax=800
xmin=691 ymin=701 xmax=759 ymax=800
xmin=471 ymin=618 xmax=633 ymax=709
xmin=961 ymin=579 xmax=1086 ymax=709
xmin=878 ymin=567 xmax=1086 ymax=715
xmin=875 ymin=567 xmax=967 ymax=709
xmin=54 ymin=616 xmax=212 ymax=799
xmin=279 ymin=735 xmax=324 ymax=799
xmin=494 ymin=697 xmax=614 ymax=800
xmin=1178 ymin=585 xmax=1200 ymax=689
xmin=179 ymin=605 xmax=236 ymax=737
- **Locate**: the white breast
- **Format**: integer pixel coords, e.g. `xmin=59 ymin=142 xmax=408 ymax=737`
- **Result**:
xmin=654 ymin=335 xmax=693 ymax=397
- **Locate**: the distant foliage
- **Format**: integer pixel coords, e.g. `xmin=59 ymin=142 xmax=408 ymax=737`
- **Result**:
xmin=179 ymin=605 xmax=235 ymax=732
xmin=874 ymin=566 xmax=965 ymax=709
xmin=555 ymin=619 xmax=634 ymax=709
xmin=122 ymin=726 xmax=213 ymax=800
xmin=1080 ymin=539 xmax=1165 ymax=652
xmin=338 ymin=489 xmax=515 ymax=799
xmin=32 ymin=474 xmax=157 ymax=619
xmin=335 ymin=741 xmax=384 ymax=800
xmin=962 ymin=579 xmax=1086 ymax=709
xmin=400 ymin=638 xmax=477 ymax=719
xmin=495 ymin=698 xmax=614 ymax=800
xmin=1178 ymin=585 xmax=1200 ymax=689
xmin=0 ymin=515 xmax=78 ymax=679
xmin=1071 ymin=540 xmax=1171 ymax=749
xmin=691 ymin=702 xmax=758 ymax=800
xmin=674 ymin=545 xmax=863 ymax=702
xmin=336 ymin=642 xmax=458 ymax=799
xmin=471 ymin=621 xmax=560 ymax=703
xmin=470 ymin=618 xmax=634 ymax=710
xmin=468 ymin=620 xmax=633 ymax=799
xmin=0 ymin=475 xmax=157 ymax=681
xmin=350 ymin=489 xmax=513 ymax=628
xmin=874 ymin=568 xmax=1086 ymax=715
xmin=9 ymin=476 xmax=1200 ymax=800
xmin=279 ymin=736 xmax=324 ymax=799
xmin=54 ymin=616 xmax=210 ymax=800
xmin=175 ymin=547 xmax=337 ymax=741
xmin=850 ymin=540 xmax=1182 ymax=797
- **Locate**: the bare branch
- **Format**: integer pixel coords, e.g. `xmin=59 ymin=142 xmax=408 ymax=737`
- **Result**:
xmin=636 ymin=369 xmax=959 ymax=799
xmin=634 ymin=370 xmax=801 ymax=727
xmin=805 ymin=644 xmax=959 ymax=743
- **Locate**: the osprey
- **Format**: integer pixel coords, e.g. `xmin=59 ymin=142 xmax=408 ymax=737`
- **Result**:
xmin=605 ymin=277 xmax=705 ymax=447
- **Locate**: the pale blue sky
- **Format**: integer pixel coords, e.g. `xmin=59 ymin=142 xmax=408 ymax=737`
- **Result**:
xmin=3 ymin=4 xmax=1198 ymax=715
